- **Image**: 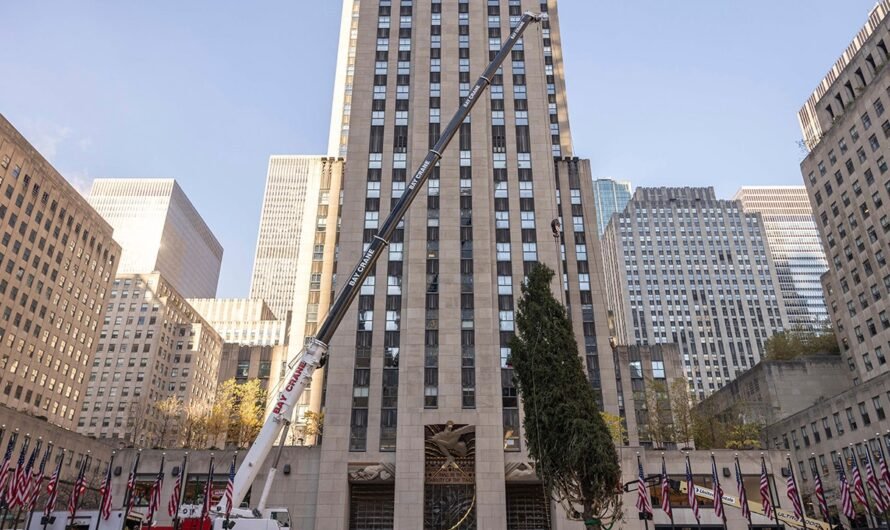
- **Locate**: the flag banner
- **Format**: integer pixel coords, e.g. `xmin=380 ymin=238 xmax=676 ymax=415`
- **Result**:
xmin=735 ymin=458 xmax=751 ymax=523
xmin=660 ymin=457 xmax=672 ymax=518
xmin=635 ymin=456 xmax=652 ymax=517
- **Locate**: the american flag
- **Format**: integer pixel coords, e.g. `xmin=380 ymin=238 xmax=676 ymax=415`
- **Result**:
xmin=146 ymin=455 xmax=165 ymax=526
xmin=879 ymin=451 xmax=890 ymax=494
xmin=786 ymin=460 xmax=803 ymax=519
xmin=635 ymin=457 xmax=652 ymax=517
xmin=813 ymin=465 xmax=830 ymax=521
xmin=9 ymin=436 xmax=30 ymax=508
xmin=168 ymin=454 xmax=188 ymax=517
xmin=711 ymin=456 xmax=724 ymax=519
xmin=0 ymin=431 xmax=16 ymax=506
xmin=225 ymin=454 xmax=237 ymax=517
xmin=68 ymin=456 xmax=89 ymax=518
xmin=685 ymin=457 xmax=700 ymax=522
xmin=759 ymin=458 xmax=774 ymax=520
xmin=99 ymin=453 xmax=115 ymax=520
xmin=660 ymin=458 xmax=672 ymax=518
xmin=851 ymin=459 xmax=869 ymax=507
xmin=865 ymin=446 xmax=888 ymax=511
xmin=838 ymin=465 xmax=856 ymax=520
xmin=27 ymin=444 xmax=51 ymax=512
xmin=43 ymin=450 xmax=64 ymax=518
xmin=123 ymin=451 xmax=142 ymax=518
xmin=14 ymin=439 xmax=40 ymax=507
xmin=734 ymin=458 xmax=750 ymax=523
xmin=201 ymin=457 xmax=215 ymax=523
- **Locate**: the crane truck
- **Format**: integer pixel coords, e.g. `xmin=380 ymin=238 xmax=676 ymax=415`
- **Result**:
xmin=207 ymin=11 xmax=549 ymax=530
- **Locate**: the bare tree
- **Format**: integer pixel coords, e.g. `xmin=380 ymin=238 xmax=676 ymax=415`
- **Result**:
xmin=154 ymin=396 xmax=183 ymax=448
xmin=669 ymin=379 xmax=694 ymax=448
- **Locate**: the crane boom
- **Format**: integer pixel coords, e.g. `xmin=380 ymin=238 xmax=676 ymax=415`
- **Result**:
xmin=224 ymin=11 xmax=547 ymax=510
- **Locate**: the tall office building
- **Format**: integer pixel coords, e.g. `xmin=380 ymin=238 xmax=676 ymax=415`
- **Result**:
xmin=592 ymin=177 xmax=632 ymax=235
xmin=799 ymin=0 xmax=890 ymax=384
xmin=733 ymin=186 xmax=829 ymax=332
xmin=602 ymin=187 xmax=788 ymax=399
xmin=316 ymin=1 xmax=615 ymax=528
xmin=765 ymin=3 xmax=890 ymax=512
xmin=0 ymin=114 xmax=120 ymax=430
xmin=88 ymin=179 xmax=223 ymax=298
xmin=78 ymin=272 xmax=222 ymax=447
xmin=249 ymin=156 xmax=344 ymax=320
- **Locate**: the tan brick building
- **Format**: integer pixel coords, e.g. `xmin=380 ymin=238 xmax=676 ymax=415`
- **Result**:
xmin=78 ymin=272 xmax=222 ymax=447
xmin=313 ymin=1 xmax=616 ymax=527
xmin=0 ymin=114 xmax=119 ymax=430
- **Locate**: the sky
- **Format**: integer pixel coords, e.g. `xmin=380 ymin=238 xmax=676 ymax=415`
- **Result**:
xmin=0 ymin=1 xmax=879 ymax=297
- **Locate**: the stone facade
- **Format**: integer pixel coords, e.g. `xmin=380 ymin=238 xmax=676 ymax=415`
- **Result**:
xmin=799 ymin=0 xmax=890 ymax=385
xmin=91 ymin=447 xmax=801 ymax=530
xmin=77 ymin=272 xmax=222 ymax=447
xmin=602 ymin=187 xmax=789 ymax=400
xmin=613 ymin=344 xmax=687 ymax=447
xmin=698 ymin=355 xmax=850 ymax=427
xmin=313 ymin=0 xmax=617 ymax=528
xmin=0 ymin=114 xmax=120 ymax=430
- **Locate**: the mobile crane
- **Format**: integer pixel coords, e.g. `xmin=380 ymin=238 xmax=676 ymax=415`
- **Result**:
xmin=213 ymin=11 xmax=548 ymax=528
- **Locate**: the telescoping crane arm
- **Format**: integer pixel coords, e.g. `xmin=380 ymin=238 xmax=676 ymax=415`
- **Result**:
xmin=224 ymin=11 xmax=548 ymax=510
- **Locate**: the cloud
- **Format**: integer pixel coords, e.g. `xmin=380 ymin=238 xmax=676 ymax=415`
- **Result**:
xmin=21 ymin=120 xmax=74 ymax=160
xmin=18 ymin=118 xmax=95 ymax=194
xmin=61 ymin=168 xmax=94 ymax=196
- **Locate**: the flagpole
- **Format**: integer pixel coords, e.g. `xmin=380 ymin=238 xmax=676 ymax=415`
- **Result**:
xmin=734 ymin=456 xmax=751 ymax=530
xmin=94 ymin=452 xmax=115 ymax=530
xmin=223 ymin=453 xmax=237 ymax=530
xmin=68 ymin=451 xmax=91 ymax=530
xmin=662 ymin=454 xmax=674 ymax=530
xmin=636 ymin=454 xmax=649 ymax=530
xmin=200 ymin=454 xmax=215 ymax=530
xmin=685 ymin=454 xmax=702 ymax=530
xmin=1 ymin=431 xmax=27 ymax=530
xmin=0 ymin=425 xmax=6 ymax=530
xmin=26 ymin=442 xmax=53 ymax=530
xmin=851 ymin=444 xmax=879 ymax=529
xmin=172 ymin=453 xmax=188 ymax=530
xmin=787 ymin=456 xmax=809 ymax=530
xmin=13 ymin=437 xmax=42 ymax=530
xmin=711 ymin=454 xmax=728 ymax=530
xmin=121 ymin=449 xmax=142 ymax=530
xmin=864 ymin=440 xmax=890 ymax=530
xmin=763 ymin=454 xmax=782 ymax=529
xmin=847 ymin=450 xmax=867 ymax=529
xmin=43 ymin=448 xmax=65 ymax=530
xmin=871 ymin=434 xmax=890 ymax=530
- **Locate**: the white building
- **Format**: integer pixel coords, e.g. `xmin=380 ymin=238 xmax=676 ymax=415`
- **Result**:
xmin=733 ymin=186 xmax=829 ymax=332
xmin=249 ymin=156 xmax=343 ymax=320
xmin=88 ymin=179 xmax=223 ymax=298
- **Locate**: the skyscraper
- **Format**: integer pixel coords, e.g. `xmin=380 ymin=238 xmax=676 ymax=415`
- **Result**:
xmin=733 ymin=186 xmax=829 ymax=332
xmin=799 ymin=0 xmax=890 ymax=383
xmin=315 ymin=1 xmax=615 ymax=527
xmin=765 ymin=1 xmax=890 ymax=497
xmin=88 ymin=179 xmax=223 ymax=298
xmin=602 ymin=187 xmax=788 ymax=399
xmin=592 ymin=177 xmax=632 ymax=235
xmin=249 ymin=156 xmax=344 ymax=320
xmin=78 ymin=272 xmax=223 ymax=447
xmin=0 ymin=114 xmax=120 ymax=430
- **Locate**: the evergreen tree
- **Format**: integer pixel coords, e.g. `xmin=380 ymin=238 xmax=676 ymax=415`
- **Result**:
xmin=510 ymin=263 xmax=622 ymax=529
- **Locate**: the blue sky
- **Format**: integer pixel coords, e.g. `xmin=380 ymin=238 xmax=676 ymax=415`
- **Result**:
xmin=0 ymin=1 xmax=878 ymax=297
